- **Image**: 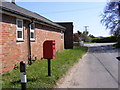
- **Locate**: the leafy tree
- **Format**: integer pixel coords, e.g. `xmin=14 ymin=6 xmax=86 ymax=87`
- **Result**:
xmin=101 ymin=1 xmax=120 ymax=36
xmin=76 ymin=30 xmax=90 ymax=42
xmin=101 ymin=0 xmax=120 ymax=48
xmin=77 ymin=31 xmax=82 ymax=35
xmin=83 ymin=31 xmax=89 ymax=36
xmin=89 ymin=34 xmax=95 ymax=38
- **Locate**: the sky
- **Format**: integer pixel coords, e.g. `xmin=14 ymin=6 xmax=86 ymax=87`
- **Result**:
xmin=7 ymin=1 xmax=111 ymax=37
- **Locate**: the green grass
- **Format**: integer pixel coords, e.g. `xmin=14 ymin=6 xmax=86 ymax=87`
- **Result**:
xmin=2 ymin=46 xmax=88 ymax=88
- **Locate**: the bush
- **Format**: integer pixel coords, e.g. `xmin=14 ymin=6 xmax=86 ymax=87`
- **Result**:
xmin=113 ymin=42 xmax=120 ymax=48
xmin=91 ymin=36 xmax=117 ymax=43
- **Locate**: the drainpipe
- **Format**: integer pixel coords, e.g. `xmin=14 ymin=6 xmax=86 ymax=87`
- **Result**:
xmin=28 ymin=20 xmax=33 ymax=65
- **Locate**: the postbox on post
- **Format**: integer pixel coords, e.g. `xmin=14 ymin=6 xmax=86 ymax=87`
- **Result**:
xmin=43 ymin=40 xmax=56 ymax=59
xmin=43 ymin=40 xmax=56 ymax=76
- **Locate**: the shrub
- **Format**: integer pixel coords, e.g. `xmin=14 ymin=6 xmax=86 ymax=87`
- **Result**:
xmin=91 ymin=36 xmax=117 ymax=43
xmin=113 ymin=42 xmax=120 ymax=48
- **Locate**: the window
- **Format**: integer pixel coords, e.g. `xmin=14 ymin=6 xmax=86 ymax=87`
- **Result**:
xmin=30 ymin=23 xmax=35 ymax=41
xmin=16 ymin=19 xmax=23 ymax=41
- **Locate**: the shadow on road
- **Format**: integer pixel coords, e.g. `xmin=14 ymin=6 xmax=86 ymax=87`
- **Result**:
xmin=88 ymin=45 xmax=119 ymax=54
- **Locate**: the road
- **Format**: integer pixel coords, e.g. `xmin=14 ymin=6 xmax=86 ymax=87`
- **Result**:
xmin=57 ymin=43 xmax=119 ymax=88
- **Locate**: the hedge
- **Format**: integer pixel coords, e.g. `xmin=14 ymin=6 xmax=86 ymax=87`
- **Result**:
xmin=91 ymin=36 xmax=117 ymax=43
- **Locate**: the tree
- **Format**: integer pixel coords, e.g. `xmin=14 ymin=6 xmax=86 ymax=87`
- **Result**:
xmin=89 ymin=34 xmax=95 ymax=38
xmin=77 ymin=31 xmax=82 ymax=35
xmin=73 ymin=31 xmax=81 ymax=42
xmin=101 ymin=1 xmax=120 ymax=36
xmin=83 ymin=31 xmax=89 ymax=36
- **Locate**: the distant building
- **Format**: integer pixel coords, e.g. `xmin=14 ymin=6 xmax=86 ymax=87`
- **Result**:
xmin=56 ymin=22 xmax=73 ymax=49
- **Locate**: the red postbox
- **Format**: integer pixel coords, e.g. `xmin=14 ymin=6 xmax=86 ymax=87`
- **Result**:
xmin=43 ymin=40 xmax=56 ymax=59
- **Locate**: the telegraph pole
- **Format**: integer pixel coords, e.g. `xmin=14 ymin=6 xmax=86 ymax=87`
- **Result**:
xmin=84 ymin=26 xmax=89 ymax=32
xmin=84 ymin=26 xmax=89 ymax=35
xmin=84 ymin=26 xmax=89 ymax=34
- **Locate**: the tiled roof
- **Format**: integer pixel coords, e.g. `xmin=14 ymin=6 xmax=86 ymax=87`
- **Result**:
xmin=1 ymin=1 xmax=65 ymax=30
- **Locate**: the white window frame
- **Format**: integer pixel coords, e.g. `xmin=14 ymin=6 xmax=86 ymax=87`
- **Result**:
xmin=30 ymin=23 xmax=35 ymax=41
xmin=16 ymin=19 xmax=24 ymax=41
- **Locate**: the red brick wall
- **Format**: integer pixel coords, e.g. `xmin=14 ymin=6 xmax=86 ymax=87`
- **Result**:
xmin=1 ymin=14 xmax=64 ymax=73
xmin=31 ymin=23 xmax=64 ymax=60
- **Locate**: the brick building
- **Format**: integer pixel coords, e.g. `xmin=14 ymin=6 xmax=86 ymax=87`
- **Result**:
xmin=56 ymin=22 xmax=73 ymax=49
xmin=0 ymin=2 xmax=66 ymax=73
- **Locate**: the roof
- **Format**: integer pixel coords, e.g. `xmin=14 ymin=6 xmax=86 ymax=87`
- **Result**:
xmin=0 ymin=1 xmax=66 ymax=31
xmin=55 ymin=22 xmax=73 ymax=24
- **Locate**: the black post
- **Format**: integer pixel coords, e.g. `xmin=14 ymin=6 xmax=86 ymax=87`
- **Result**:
xmin=48 ymin=59 xmax=51 ymax=76
xmin=20 ymin=61 xmax=27 ymax=90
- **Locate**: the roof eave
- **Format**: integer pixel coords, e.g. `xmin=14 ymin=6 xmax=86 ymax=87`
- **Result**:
xmin=1 ymin=6 xmax=66 ymax=31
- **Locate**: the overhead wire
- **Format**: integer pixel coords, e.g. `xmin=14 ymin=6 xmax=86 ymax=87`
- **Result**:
xmin=40 ymin=6 xmax=103 ymax=14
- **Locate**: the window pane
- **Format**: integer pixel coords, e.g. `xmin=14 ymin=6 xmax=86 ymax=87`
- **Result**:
xmin=31 ymin=24 xmax=34 ymax=29
xmin=18 ymin=20 xmax=22 ymax=28
xmin=31 ymin=32 xmax=34 ymax=39
xmin=17 ymin=31 xmax=22 ymax=38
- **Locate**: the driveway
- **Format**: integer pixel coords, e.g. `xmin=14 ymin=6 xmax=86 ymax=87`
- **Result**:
xmin=57 ymin=43 xmax=119 ymax=88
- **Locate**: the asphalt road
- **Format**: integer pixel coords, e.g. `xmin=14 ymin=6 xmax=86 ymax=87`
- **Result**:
xmin=57 ymin=43 xmax=119 ymax=88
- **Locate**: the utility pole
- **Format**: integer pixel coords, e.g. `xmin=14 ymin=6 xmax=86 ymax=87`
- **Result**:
xmin=84 ymin=26 xmax=89 ymax=35
xmin=84 ymin=26 xmax=89 ymax=32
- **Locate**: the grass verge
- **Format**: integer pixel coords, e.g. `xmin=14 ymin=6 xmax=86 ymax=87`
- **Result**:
xmin=2 ymin=46 xmax=88 ymax=88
